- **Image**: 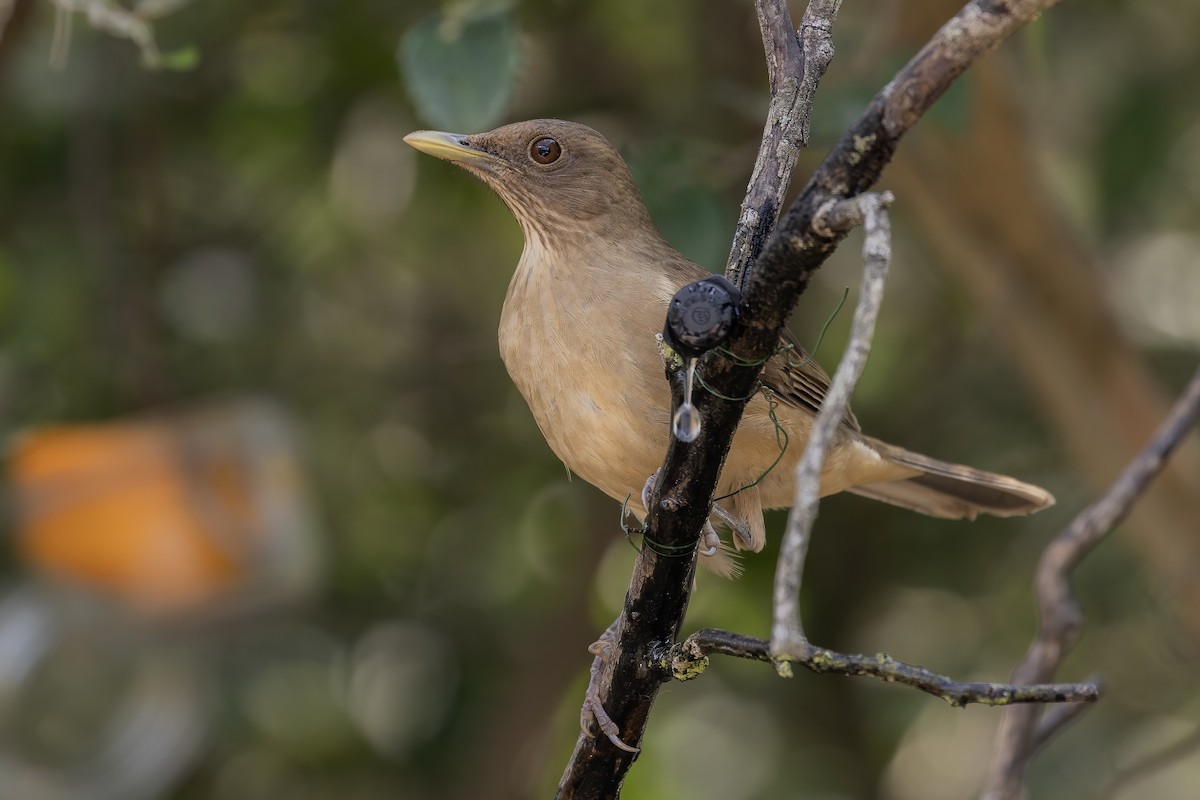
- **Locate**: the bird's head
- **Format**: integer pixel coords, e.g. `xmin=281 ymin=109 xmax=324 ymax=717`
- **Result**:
xmin=404 ymin=119 xmax=652 ymax=246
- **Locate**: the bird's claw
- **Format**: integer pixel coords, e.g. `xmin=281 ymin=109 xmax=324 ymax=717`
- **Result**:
xmin=711 ymin=502 xmax=754 ymax=549
xmin=587 ymin=638 xmax=612 ymax=660
xmin=581 ymin=691 xmax=640 ymax=753
xmin=580 ymin=630 xmax=640 ymax=753
xmin=699 ymin=521 xmax=720 ymax=556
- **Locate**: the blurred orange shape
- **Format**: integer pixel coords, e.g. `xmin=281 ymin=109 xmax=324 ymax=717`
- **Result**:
xmin=6 ymin=402 xmax=312 ymax=615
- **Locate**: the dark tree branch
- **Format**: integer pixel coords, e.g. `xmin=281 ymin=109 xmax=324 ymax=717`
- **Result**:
xmin=981 ymin=365 xmax=1200 ymax=800
xmin=671 ymin=627 xmax=773 ymax=667
xmin=671 ymin=628 xmax=1099 ymax=708
xmin=556 ymin=1 xmax=1066 ymax=796
xmin=556 ymin=3 xmax=836 ymax=795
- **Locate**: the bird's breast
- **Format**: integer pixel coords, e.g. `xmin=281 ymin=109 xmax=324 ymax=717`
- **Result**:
xmin=497 ymin=250 xmax=674 ymax=502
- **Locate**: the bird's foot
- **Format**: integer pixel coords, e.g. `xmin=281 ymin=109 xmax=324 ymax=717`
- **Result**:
xmin=710 ymin=502 xmax=754 ymax=550
xmin=581 ymin=628 xmax=639 ymax=753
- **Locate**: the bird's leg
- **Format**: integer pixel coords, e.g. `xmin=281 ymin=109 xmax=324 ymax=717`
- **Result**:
xmin=643 ymin=470 xmax=738 ymax=555
xmin=710 ymin=502 xmax=754 ymax=550
xmin=581 ymin=618 xmax=639 ymax=753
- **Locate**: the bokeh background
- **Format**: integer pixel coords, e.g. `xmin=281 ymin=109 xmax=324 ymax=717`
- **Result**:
xmin=1 ymin=0 xmax=1199 ymax=798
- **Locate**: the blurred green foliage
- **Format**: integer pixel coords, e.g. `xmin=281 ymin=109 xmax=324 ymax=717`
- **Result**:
xmin=400 ymin=1 xmax=522 ymax=133
xmin=1 ymin=1 xmax=1199 ymax=799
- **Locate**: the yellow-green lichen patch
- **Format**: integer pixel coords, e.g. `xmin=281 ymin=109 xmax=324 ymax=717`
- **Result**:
xmin=671 ymin=655 xmax=709 ymax=682
xmin=657 ymin=334 xmax=686 ymax=371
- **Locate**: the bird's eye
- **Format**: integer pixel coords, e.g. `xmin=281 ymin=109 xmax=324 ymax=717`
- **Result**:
xmin=530 ymin=137 xmax=562 ymax=164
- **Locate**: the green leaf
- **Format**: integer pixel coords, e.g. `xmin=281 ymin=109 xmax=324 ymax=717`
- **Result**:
xmin=398 ymin=5 xmax=522 ymax=133
xmin=160 ymin=45 xmax=201 ymax=72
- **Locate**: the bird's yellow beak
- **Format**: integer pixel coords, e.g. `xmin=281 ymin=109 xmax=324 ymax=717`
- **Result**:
xmin=403 ymin=130 xmax=505 ymax=167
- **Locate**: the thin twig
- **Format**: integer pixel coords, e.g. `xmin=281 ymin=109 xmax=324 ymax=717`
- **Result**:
xmin=755 ymin=190 xmax=1090 ymax=710
xmin=44 ymin=0 xmax=166 ymax=67
xmin=726 ymin=0 xmax=843 ymax=287
xmin=772 ymin=191 xmax=893 ymax=658
xmin=981 ymin=365 xmax=1200 ymax=800
xmin=671 ymin=628 xmax=1099 ymax=708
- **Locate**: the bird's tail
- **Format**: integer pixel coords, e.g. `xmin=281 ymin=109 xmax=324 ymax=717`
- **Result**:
xmin=849 ymin=437 xmax=1055 ymax=520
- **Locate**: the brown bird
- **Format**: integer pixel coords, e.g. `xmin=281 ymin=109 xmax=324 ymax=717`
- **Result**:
xmin=405 ymin=120 xmax=1054 ymax=576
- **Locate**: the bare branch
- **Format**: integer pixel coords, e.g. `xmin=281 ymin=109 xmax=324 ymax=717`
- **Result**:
xmin=47 ymin=0 xmax=158 ymax=66
xmin=555 ymin=2 xmax=844 ymax=794
xmin=749 ymin=192 xmax=1097 ymax=711
xmin=981 ymin=365 xmax=1200 ymax=800
xmin=772 ymin=191 xmax=893 ymax=656
xmin=557 ymin=1 xmax=1070 ymax=795
xmin=726 ymin=0 xmax=843 ymax=286
xmin=42 ymin=0 xmax=199 ymax=68
xmin=672 ymin=627 xmax=774 ymax=669
xmin=673 ymin=628 xmax=1099 ymax=708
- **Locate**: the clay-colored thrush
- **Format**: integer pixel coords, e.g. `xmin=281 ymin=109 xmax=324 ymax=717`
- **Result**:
xmin=405 ymin=120 xmax=1053 ymax=575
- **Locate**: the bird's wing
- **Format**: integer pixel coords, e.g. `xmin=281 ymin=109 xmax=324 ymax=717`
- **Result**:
xmin=759 ymin=327 xmax=861 ymax=432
